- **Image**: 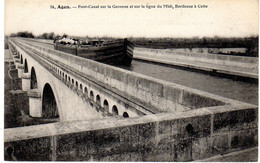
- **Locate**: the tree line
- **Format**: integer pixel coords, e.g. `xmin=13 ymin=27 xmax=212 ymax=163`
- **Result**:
xmin=8 ymin=31 xmax=258 ymax=56
xmin=130 ymin=36 xmax=258 ymax=57
xmin=9 ymin=31 xmax=61 ymax=40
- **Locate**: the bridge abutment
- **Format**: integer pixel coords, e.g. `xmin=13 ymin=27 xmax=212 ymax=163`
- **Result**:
xmin=27 ymin=89 xmax=42 ymax=117
xmin=21 ymin=73 xmax=31 ymax=91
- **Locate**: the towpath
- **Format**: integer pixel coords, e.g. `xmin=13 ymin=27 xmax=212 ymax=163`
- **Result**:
xmin=134 ymin=55 xmax=258 ymax=79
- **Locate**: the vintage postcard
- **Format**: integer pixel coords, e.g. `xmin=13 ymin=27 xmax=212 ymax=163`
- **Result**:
xmin=3 ymin=0 xmax=259 ymax=161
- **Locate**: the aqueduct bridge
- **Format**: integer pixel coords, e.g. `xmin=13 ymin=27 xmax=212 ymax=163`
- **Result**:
xmin=5 ymin=38 xmax=258 ymax=161
xmin=9 ymin=38 xmax=160 ymax=121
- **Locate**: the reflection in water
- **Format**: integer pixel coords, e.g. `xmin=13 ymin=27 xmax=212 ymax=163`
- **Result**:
xmin=123 ymin=60 xmax=258 ymax=105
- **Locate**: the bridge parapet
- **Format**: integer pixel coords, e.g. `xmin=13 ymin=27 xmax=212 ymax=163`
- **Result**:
xmin=4 ymin=103 xmax=258 ymax=161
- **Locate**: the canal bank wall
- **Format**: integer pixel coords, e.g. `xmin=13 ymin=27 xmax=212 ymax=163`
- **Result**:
xmin=134 ymin=47 xmax=258 ymax=79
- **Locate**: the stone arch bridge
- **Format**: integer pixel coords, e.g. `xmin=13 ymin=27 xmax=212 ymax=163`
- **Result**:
xmin=5 ymin=38 xmax=258 ymax=161
xmin=9 ymin=38 xmax=158 ymax=122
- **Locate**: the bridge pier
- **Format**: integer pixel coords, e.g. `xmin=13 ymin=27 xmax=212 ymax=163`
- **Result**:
xmin=12 ymin=54 xmax=18 ymax=59
xmin=27 ymin=89 xmax=42 ymax=117
xmin=21 ymin=73 xmax=31 ymax=91
xmin=15 ymin=63 xmax=24 ymax=78
xmin=13 ymin=59 xmax=20 ymax=66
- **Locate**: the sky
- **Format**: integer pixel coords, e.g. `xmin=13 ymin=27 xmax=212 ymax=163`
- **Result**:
xmin=4 ymin=0 xmax=259 ymax=38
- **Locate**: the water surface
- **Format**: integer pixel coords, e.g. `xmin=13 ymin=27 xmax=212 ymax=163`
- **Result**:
xmin=127 ymin=60 xmax=258 ymax=105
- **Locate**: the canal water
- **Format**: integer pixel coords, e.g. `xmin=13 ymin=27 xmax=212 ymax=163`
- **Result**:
xmin=126 ymin=60 xmax=258 ymax=105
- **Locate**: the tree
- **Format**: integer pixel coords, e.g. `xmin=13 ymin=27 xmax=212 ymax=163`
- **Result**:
xmin=47 ymin=32 xmax=54 ymax=39
xmin=10 ymin=31 xmax=35 ymax=38
xmin=41 ymin=33 xmax=48 ymax=39
xmin=62 ymin=34 xmax=68 ymax=38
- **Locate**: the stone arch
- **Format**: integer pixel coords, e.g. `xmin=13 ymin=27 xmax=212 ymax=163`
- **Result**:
xmin=90 ymin=91 xmax=94 ymax=100
xmin=76 ymin=81 xmax=78 ymax=89
xmin=84 ymin=87 xmax=88 ymax=96
xmin=89 ymin=90 xmax=94 ymax=107
xmin=96 ymin=95 xmax=101 ymax=105
xmin=103 ymin=100 xmax=109 ymax=111
xmin=186 ymin=124 xmax=195 ymax=136
xmin=20 ymin=55 xmax=23 ymax=64
xmin=112 ymin=105 xmax=119 ymax=115
xmin=123 ymin=112 xmax=129 ymax=118
xmin=30 ymin=67 xmax=37 ymax=89
xmin=24 ymin=59 xmax=28 ymax=73
xmin=80 ymin=84 xmax=83 ymax=92
xmin=42 ymin=83 xmax=59 ymax=119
